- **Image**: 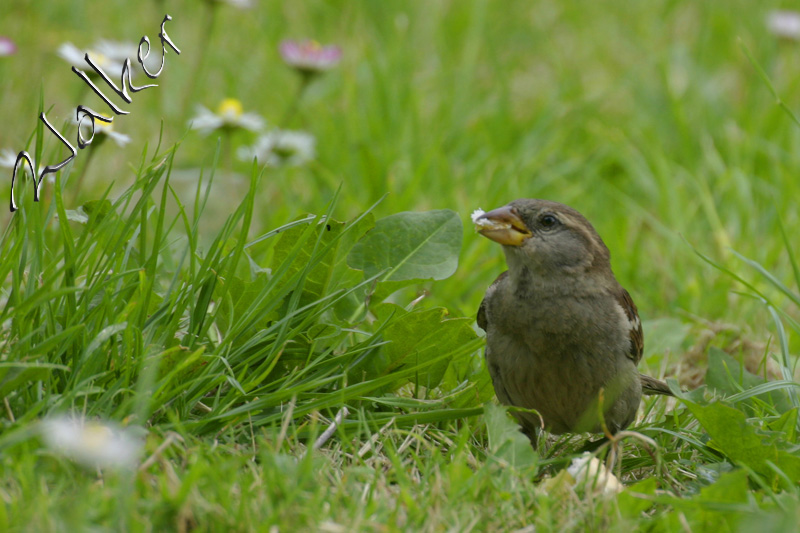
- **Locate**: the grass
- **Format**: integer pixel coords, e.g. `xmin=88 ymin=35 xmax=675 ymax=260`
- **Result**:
xmin=2 ymin=0 xmax=800 ymax=530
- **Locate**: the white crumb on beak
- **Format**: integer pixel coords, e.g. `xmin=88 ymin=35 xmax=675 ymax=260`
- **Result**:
xmin=471 ymin=208 xmax=510 ymax=230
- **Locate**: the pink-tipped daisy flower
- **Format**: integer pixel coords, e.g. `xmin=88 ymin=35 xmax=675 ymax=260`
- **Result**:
xmin=279 ymin=40 xmax=341 ymax=75
xmin=0 ymin=36 xmax=17 ymax=56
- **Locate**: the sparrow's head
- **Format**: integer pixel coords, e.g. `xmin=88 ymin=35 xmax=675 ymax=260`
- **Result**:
xmin=474 ymin=199 xmax=611 ymax=277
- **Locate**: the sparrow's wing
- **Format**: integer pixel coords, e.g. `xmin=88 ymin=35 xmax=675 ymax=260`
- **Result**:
xmin=615 ymin=288 xmax=674 ymax=396
xmin=477 ymin=271 xmax=508 ymax=332
xmin=614 ymin=287 xmax=643 ymax=366
xmin=477 ymin=270 xmax=517 ymax=411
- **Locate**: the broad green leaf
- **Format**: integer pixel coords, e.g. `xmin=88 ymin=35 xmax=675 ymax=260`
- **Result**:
xmin=370 ymin=279 xmax=419 ymax=306
xmin=345 ymin=303 xmax=408 ymax=383
xmin=695 ymin=468 xmax=749 ymax=504
xmin=324 ymin=212 xmax=375 ymax=313
xmin=683 ymin=399 xmax=800 ymax=484
xmin=706 ymin=347 xmax=766 ymax=393
xmin=215 ymin=273 xmax=274 ymax=335
xmin=656 ymin=470 xmax=752 ymax=531
xmin=348 ymin=304 xmax=478 ymax=390
xmin=380 ymin=307 xmax=477 ymax=389
xmin=617 ymin=478 xmax=657 ymax=519
xmin=440 ymin=352 xmax=496 ymax=408
xmin=687 ymin=401 xmax=768 ymax=467
xmin=347 ymin=209 xmax=462 ymax=282
xmin=81 ymin=199 xmax=115 ymax=224
xmin=270 ymin=217 xmax=343 ymax=305
xmin=272 ymin=214 xmax=374 ymax=308
xmin=768 ymin=408 xmax=797 ymax=443
xmin=706 ymin=348 xmax=792 ymax=413
xmin=685 ymin=470 xmax=750 ymax=531
xmin=371 ymin=301 xmax=410 ymax=326
xmin=331 ymin=266 xmax=373 ymax=322
xmin=62 ymin=208 xmax=88 ymax=224
xmin=484 ymin=403 xmax=537 ymax=468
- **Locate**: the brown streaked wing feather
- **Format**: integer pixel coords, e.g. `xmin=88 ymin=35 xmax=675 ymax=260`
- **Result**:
xmin=615 ymin=287 xmax=643 ymax=366
xmin=477 ymin=271 xmax=508 ymax=332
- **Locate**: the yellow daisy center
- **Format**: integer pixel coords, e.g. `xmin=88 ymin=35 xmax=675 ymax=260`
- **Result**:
xmin=217 ymin=98 xmax=243 ymax=118
xmin=91 ymin=52 xmax=110 ymax=69
xmin=82 ymin=423 xmax=114 ymax=451
xmin=97 ymin=115 xmax=114 ymax=132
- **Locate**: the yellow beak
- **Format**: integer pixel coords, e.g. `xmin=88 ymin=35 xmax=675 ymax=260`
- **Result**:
xmin=475 ymin=206 xmax=532 ymax=246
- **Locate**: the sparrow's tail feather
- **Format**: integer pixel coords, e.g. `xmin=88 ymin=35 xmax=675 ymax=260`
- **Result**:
xmin=640 ymin=374 xmax=673 ymax=396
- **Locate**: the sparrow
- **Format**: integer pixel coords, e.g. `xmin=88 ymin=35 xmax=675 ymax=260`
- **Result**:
xmin=474 ymin=199 xmax=671 ymax=445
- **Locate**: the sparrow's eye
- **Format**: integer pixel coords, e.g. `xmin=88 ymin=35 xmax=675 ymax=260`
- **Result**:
xmin=540 ymin=214 xmax=559 ymax=228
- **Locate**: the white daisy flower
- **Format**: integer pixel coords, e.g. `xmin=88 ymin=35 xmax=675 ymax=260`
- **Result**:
xmin=58 ymin=42 xmax=126 ymax=76
xmin=73 ymin=113 xmax=131 ymax=147
xmin=41 ymin=415 xmax=143 ymax=470
xmin=189 ymin=98 xmax=265 ymax=135
xmin=567 ymin=453 xmax=624 ymax=496
xmin=0 ymin=149 xmax=20 ymax=168
xmin=93 ymin=40 xmax=139 ymax=63
xmin=767 ymin=10 xmax=800 ymax=40
xmin=0 ymin=148 xmax=49 ymax=182
xmin=238 ymin=129 xmax=316 ymax=167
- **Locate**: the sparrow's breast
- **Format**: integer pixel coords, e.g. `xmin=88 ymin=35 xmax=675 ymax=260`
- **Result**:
xmin=485 ymin=283 xmax=641 ymax=434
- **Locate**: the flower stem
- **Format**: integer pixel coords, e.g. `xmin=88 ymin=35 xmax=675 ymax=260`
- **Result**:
xmin=279 ymin=74 xmax=314 ymax=129
xmin=71 ymin=146 xmax=98 ymax=205
xmin=223 ymin=129 xmax=234 ymax=178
